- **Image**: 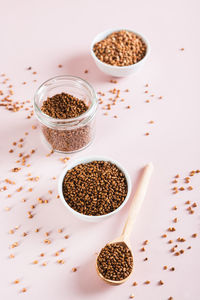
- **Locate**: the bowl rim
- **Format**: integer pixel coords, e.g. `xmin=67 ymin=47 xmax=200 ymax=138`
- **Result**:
xmin=90 ymin=28 xmax=150 ymax=70
xmin=58 ymin=155 xmax=132 ymax=220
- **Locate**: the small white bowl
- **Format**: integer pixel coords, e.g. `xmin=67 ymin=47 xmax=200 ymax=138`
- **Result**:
xmin=90 ymin=28 xmax=150 ymax=77
xmin=58 ymin=156 xmax=132 ymax=222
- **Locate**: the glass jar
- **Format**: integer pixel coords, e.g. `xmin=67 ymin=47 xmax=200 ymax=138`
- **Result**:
xmin=34 ymin=75 xmax=98 ymax=153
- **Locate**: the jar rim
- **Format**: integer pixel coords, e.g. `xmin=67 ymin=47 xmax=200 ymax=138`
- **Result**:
xmin=34 ymin=75 xmax=97 ymax=126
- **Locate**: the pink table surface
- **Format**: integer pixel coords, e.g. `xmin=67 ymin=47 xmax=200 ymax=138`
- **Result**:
xmin=0 ymin=0 xmax=200 ymax=299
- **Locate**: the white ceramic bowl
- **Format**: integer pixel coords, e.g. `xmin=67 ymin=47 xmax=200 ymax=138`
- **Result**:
xmin=90 ymin=28 xmax=150 ymax=77
xmin=58 ymin=156 xmax=132 ymax=222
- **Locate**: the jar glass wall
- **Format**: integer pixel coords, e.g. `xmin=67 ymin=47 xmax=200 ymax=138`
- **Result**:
xmin=34 ymin=76 xmax=98 ymax=153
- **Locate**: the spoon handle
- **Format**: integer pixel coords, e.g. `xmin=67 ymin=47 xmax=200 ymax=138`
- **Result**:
xmin=122 ymin=162 xmax=154 ymax=240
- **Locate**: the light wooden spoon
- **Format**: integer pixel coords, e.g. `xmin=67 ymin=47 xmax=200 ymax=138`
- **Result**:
xmin=96 ymin=162 xmax=154 ymax=285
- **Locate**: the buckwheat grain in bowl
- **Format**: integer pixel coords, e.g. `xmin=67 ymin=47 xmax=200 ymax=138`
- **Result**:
xmin=91 ymin=29 xmax=150 ymax=77
xmin=34 ymin=76 xmax=98 ymax=153
xmin=58 ymin=156 xmax=132 ymax=222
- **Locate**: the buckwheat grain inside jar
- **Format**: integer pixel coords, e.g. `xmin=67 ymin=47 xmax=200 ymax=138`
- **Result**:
xmin=34 ymin=76 xmax=98 ymax=153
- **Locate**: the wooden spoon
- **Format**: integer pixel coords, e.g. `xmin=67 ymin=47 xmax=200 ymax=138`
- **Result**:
xmin=96 ymin=162 xmax=154 ymax=285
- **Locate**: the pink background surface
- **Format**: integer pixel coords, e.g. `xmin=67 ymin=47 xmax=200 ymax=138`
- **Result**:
xmin=0 ymin=0 xmax=200 ymax=299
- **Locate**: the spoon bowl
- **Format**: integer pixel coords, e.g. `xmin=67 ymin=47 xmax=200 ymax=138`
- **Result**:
xmin=96 ymin=239 xmax=134 ymax=285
